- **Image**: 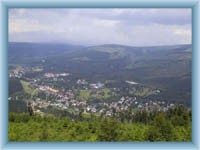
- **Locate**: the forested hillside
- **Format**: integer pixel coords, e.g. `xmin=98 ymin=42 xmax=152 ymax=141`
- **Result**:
xmin=9 ymin=105 xmax=191 ymax=142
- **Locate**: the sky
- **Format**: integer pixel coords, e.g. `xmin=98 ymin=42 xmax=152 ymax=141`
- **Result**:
xmin=9 ymin=8 xmax=191 ymax=46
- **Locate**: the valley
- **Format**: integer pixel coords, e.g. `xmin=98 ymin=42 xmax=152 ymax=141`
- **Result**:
xmin=8 ymin=42 xmax=192 ymax=119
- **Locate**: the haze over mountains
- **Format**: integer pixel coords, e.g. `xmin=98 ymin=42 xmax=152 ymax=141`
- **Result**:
xmin=8 ymin=42 xmax=192 ymax=106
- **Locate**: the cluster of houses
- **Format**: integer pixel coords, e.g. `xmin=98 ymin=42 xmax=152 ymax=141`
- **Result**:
xmin=9 ymin=67 xmax=176 ymax=117
xmin=9 ymin=69 xmax=25 ymax=78
xmin=39 ymin=85 xmax=59 ymax=94
xmin=31 ymin=82 xmax=175 ymax=117
xmin=9 ymin=66 xmax=44 ymax=78
xmin=89 ymin=82 xmax=104 ymax=89
xmin=82 ymin=96 xmax=175 ymax=116
xmin=76 ymin=79 xmax=88 ymax=85
xmin=76 ymin=79 xmax=104 ymax=89
xmin=44 ymin=72 xmax=69 ymax=78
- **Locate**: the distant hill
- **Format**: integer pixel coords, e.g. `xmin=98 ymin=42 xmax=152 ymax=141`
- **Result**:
xmin=8 ymin=42 xmax=84 ymax=64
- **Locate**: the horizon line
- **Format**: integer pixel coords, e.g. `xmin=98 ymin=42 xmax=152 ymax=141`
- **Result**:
xmin=8 ymin=41 xmax=192 ymax=48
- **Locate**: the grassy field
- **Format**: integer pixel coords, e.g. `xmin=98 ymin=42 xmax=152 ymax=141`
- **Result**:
xmin=20 ymin=80 xmax=39 ymax=96
xmin=79 ymin=88 xmax=111 ymax=100
xmin=32 ymin=68 xmax=43 ymax=72
xmin=102 ymin=88 xmax=111 ymax=98
xmin=79 ymin=90 xmax=90 ymax=100
xmin=130 ymin=88 xmax=157 ymax=97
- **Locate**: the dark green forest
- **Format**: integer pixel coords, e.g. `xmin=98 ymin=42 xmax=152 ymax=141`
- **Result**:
xmin=9 ymin=105 xmax=191 ymax=142
xmin=9 ymin=78 xmax=23 ymax=95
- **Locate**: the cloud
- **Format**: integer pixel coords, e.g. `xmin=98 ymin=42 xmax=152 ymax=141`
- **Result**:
xmin=8 ymin=8 xmax=191 ymax=46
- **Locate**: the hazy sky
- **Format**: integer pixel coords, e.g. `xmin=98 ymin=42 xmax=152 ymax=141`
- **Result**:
xmin=9 ymin=8 xmax=191 ymax=46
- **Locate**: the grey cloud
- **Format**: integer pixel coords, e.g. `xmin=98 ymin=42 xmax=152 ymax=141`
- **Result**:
xmin=9 ymin=8 xmax=191 ymax=25
xmin=71 ymin=9 xmax=191 ymax=25
xmin=8 ymin=8 xmax=191 ymax=46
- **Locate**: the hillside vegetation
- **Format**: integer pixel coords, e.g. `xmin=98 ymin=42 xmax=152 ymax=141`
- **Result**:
xmin=9 ymin=105 xmax=191 ymax=142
